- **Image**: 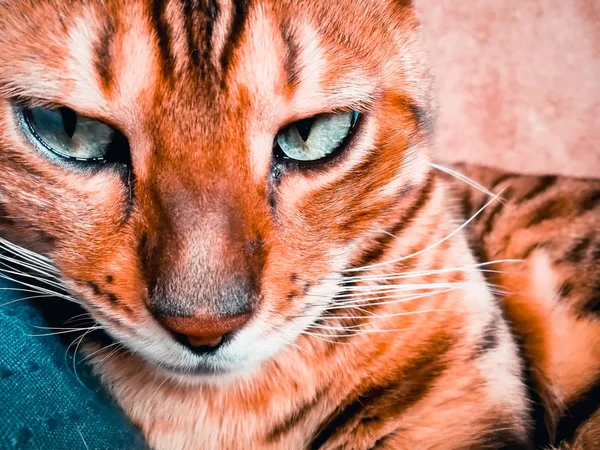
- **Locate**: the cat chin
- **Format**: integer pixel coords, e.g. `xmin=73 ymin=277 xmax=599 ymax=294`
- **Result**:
xmin=152 ymin=360 xmax=263 ymax=387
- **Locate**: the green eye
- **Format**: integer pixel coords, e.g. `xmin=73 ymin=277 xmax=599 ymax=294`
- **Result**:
xmin=275 ymin=111 xmax=359 ymax=162
xmin=20 ymin=106 xmax=115 ymax=161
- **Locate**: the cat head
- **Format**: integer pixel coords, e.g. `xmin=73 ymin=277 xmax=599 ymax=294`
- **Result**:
xmin=0 ymin=0 xmax=434 ymax=381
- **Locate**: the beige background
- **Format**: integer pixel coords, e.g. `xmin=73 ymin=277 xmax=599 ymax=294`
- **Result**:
xmin=416 ymin=0 xmax=600 ymax=178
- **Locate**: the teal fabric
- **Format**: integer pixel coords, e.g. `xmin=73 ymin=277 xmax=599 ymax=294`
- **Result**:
xmin=0 ymin=276 xmax=146 ymax=450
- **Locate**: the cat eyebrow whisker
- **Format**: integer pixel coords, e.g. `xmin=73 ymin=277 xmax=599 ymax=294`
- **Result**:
xmin=429 ymin=162 xmax=499 ymax=199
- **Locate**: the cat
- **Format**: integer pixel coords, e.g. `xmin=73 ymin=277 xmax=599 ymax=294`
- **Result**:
xmin=0 ymin=0 xmax=598 ymax=449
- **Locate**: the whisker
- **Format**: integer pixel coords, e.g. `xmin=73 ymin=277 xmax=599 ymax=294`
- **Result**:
xmin=309 ymin=309 xmax=442 ymax=331
xmin=345 ymin=190 xmax=507 ymax=273
xmin=69 ymin=327 xmax=98 ymax=388
xmin=339 ymin=259 xmax=521 ymax=283
xmin=327 ymin=288 xmax=454 ymax=309
xmin=429 ymin=162 xmax=499 ymax=199
xmin=270 ymin=327 xmax=306 ymax=353
xmin=333 ymin=281 xmax=478 ymax=294
xmin=302 ymin=325 xmax=419 ymax=339
xmin=64 ymin=313 xmax=95 ymax=325
xmin=0 ymin=271 xmax=81 ymax=306
xmin=94 ymin=343 xmax=126 ymax=366
xmin=148 ymin=376 xmax=170 ymax=405
xmin=0 ymin=253 xmax=61 ymax=280
xmin=0 ymin=236 xmax=55 ymax=269
xmin=299 ymin=330 xmax=356 ymax=345
xmin=305 ymin=287 xmax=445 ymax=301
xmin=0 ymin=293 xmax=54 ymax=308
xmin=31 ymin=324 xmax=98 ymax=331
xmin=27 ymin=326 xmax=102 ymax=338
xmin=0 ymin=264 xmax=68 ymax=292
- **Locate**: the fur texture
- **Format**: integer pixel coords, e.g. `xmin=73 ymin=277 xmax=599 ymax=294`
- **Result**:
xmin=0 ymin=1 xmax=597 ymax=449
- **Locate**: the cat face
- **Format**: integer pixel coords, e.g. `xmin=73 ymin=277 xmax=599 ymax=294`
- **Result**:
xmin=0 ymin=0 xmax=433 ymax=380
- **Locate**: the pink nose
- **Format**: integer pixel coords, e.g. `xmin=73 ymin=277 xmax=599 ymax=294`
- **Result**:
xmin=159 ymin=313 xmax=252 ymax=349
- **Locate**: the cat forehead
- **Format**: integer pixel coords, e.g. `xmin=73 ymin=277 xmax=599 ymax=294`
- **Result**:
xmin=0 ymin=1 xmax=409 ymax=93
xmin=0 ymin=0 xmax=420 ymax=150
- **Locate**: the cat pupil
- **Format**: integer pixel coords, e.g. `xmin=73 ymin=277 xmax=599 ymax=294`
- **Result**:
xmin=59 ymin=107 xmax=77 ymax=139
xmin=295 ymin=118 xmax=314 ymax=142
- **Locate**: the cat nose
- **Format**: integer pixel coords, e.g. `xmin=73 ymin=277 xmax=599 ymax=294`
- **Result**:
xmin=158 ymin=313 xmax=252 ymax=353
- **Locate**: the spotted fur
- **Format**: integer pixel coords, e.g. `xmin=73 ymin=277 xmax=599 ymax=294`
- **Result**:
xmin=0 ymin=1 xmax=595 ymax=449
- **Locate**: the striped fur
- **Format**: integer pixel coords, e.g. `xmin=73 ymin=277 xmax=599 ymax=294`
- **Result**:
xmin=0 ymin=1 xmax=594 ymax=449
xmin=445 ymin=163 xmax=600 ymax=449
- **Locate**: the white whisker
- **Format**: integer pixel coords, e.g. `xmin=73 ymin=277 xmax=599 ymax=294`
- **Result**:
xmin=339 ymin=259 xmax=521 ymax=283
xmin=327 ymin=288 xmax=454 ymax=309
xmin=94 ymin=343 xmax=126 ymax=366
xmin=430 ymin=162 xmax=498 ymax=199
xmin=27 ymin=326 xmax=102 ymax=337
xmin=0 ymin=293 xmax=54 ymax=308
xmin=335 ymin=281 xmax=477 ymax=293
xmin=64 ymin=313 xmax=94 ymax=325
xmin=0 ymin=253 xmax=61 ymax=280
xmin=346 ymin=190 xmax=506 ymax=273
xmin=310 ymin=309 xmax=442 ymax=331
xmin=0 ymin=236 xmax=55 ymax=268
xmin=0 ymin=271 xmax=81 ymax=306
xmin=0 ymin=265 xmax=68 ymax=292
xmin=69 ymin=327 xmax=98 ymax=388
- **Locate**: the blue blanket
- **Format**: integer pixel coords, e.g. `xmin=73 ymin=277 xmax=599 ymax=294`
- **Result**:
xmin=0 ymin=276 xmax=146 ymax=449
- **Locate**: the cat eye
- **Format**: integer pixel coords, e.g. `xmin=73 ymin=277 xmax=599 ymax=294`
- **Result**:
xmin=274 ymin=111 xmax=359 ymax=163
xmin=18 ymin=105 xmax=117 ymax=162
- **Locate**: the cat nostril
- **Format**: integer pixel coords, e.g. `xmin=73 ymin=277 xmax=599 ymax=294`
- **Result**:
xmin=158 ymin=313 xmax=252 ymax=353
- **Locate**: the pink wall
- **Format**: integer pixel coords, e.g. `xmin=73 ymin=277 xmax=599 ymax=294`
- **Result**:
xmin=416 ymin=0 xmax=600 ymax=178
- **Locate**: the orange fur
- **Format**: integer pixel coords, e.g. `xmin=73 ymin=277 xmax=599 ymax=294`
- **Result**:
xmin=1 ymin=1 xmax=596 ymax=449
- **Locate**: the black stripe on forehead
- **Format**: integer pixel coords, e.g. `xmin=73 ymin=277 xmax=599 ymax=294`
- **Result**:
xmin=148 ymin=0 xmax=225 ymax=84
xmin=181 ymin=0 xmax=201 ymax=67
xmin=203 ymin=0 xmax=221 ymax=64
xmin=180 ymin=0 xmax=220 ymax=72
xmin=150 ymin=0 xmax=176 ymax=80
xmin=281 ymin=19 xmax=300 ymax=86
xmin=219 ymin=0 xmax=250 ymax=80
xmin=94 ymin=14 xmax=117 ymax=93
